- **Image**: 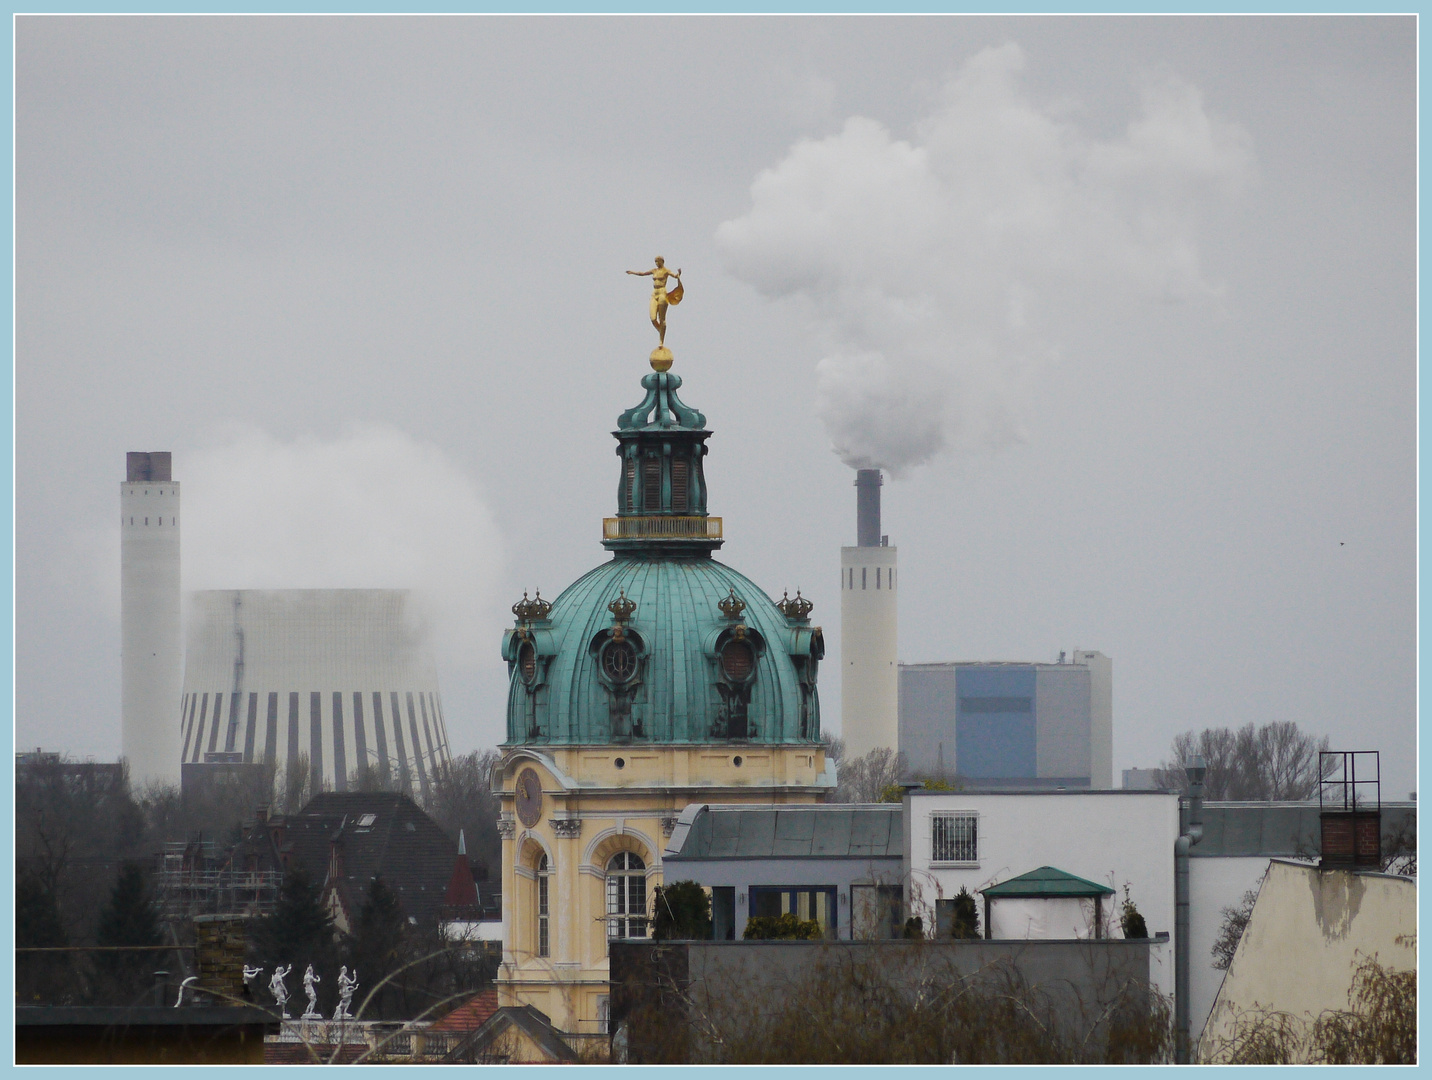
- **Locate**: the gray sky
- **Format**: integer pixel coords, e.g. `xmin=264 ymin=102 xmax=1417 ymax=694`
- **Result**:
xmin=17 ymin=16 xmax=1416 ymax=795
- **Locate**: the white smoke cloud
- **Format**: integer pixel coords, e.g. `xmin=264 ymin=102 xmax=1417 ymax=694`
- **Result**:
xmin=182 ymin=423 xmax=504 ymax=669
xmin=717 ymin=43 xmax=1254 ymax=475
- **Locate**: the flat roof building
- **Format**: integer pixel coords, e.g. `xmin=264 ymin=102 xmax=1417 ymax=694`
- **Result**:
xmin=899 ymin=652 xmax=1112 ymax=789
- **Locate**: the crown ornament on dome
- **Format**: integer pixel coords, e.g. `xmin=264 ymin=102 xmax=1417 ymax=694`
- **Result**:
xmin=513 ymin=590 xmax=552 ymax=624
xmin=717 ymin=589 xmax=747 ymax=621
xmin=608 ymin=590 xmax=637 ymax=624
xmin=777 ymin=590 xmax=814 ymax=621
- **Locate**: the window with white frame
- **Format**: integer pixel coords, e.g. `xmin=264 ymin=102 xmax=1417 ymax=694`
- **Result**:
xmin=930 ymin=812 xmax=979 ymax=865
xmin=536 ymin=853 xmax=551 ymax=958
xmin=606 ymin=851 xmax=647 ymax=941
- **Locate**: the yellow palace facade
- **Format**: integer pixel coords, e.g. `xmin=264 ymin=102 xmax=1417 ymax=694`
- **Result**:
xmin=491 ymin=357 xmax=832 ymax=1044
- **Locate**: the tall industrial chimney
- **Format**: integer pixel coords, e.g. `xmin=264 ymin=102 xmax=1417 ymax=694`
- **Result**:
xmin=121 ymin=451 xmax=182 ymax=787
xmin=855 ymin=468 xmax=882 ymax=547
xmin=840 ymin=468 xmax=898 ymax=760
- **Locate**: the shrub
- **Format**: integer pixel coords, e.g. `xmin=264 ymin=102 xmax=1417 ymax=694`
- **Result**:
xmin=1119 ymin=886 xmax=1148 ymax=940
xmin=743 ymin=913 xmax=822 ymax=940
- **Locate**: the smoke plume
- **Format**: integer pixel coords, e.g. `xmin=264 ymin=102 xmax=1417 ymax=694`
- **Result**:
xmin=716 ymin=43 xmax=1253 ymax=475
xmin=182 ymin=423 xmax=504 ymax=671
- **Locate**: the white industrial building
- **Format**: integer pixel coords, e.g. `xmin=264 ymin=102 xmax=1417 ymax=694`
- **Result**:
xmin=840 ymin=468 xmax=898 ymax=759
xmin=121 ymin=451 xmax=183 ymax=788
xmin=180 ymin=589 xmax=451 ymax=800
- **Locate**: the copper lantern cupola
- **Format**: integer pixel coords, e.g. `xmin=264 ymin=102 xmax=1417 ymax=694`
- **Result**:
xmin=602 ymin=371 xmax=722 ymax=557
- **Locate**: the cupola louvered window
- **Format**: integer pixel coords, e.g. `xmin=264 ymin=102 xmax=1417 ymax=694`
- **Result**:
xmin=624 ymin=459 xmax=636 ymax=512
xmin=643 ymin=458 xmax=661 ymax=510
xmin=671 ymin=458 xmax=689 ymax=512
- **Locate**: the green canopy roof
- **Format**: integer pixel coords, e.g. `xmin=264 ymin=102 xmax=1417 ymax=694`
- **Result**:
xmin=980 ymin=866 xmax=1115 ymax=899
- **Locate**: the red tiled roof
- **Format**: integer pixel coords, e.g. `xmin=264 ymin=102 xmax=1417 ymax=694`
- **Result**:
xmin=430 ymin=986 xmax=499 ymax=1032
xmin=264 ymin=1042 xmax=368 ymax=1064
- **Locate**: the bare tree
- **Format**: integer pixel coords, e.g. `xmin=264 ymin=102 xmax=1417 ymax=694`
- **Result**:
xmin=1155 ymin=722 xmax=1329 ymax=800
xmin=829 ymin=746 xmax=907 ymax=804
xmin=422 ymin=750 xmax=503 ymax=881
xmin=1211 ymin=885 xmax=1261 ymax=971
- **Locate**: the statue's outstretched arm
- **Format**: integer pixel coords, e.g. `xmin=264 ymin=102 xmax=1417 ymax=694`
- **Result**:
xmin=627 ymin=269 xmax=653 ymax=276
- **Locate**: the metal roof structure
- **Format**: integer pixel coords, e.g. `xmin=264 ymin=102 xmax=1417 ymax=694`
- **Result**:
xmin=499 ymin=367 xmax=824 ymax=748
xmin=1188 ymin=801 xmax=1415 ymax=859
xmin=980 ymin=865 xmax=1115 ymax=899
xmin=664 ymin=804 xmax=903 ymax=861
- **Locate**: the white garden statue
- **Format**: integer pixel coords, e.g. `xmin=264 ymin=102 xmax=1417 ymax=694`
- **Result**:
xmin=243 ymin=965 xmax=263 ymax=1000
xmin=334 ymin=965 xmax=359 ymax=1020
xmin=301 ymin=963 xmax=322 ymax=1020
xmin=269 ymin=964 xmax=293 ymax=1019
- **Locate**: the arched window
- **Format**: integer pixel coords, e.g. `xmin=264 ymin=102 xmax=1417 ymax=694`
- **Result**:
xmin=536 ymin=853 xmax=550 ymax=958
xmin=605 ymin=851 xmax=647 ymax=941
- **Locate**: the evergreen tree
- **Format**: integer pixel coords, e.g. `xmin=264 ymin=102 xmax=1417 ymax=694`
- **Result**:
xmin=95 ymin=861 xmax=162 ymax=1002
xmin=651 ymin=881 xmax=712 ymax=940
xmin=253 ymin=865 xmax=337 ymax=997
xmin=18 ymin=871 xmax=67 ymax=948
xmin=347 ymin=876 xmax=407 ymax=1019
xmin=948 ymin=886 xmax=981 ymax=940
xmin=17 ymin=871 xmax=69 ymax=1003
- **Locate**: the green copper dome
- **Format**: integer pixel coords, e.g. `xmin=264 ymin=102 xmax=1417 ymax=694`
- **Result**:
xmin=502 ymin=370 xmax=823 ymax=747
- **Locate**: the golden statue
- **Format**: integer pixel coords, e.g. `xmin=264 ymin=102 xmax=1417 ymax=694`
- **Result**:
xmin=627 ymin=256 xmax=683 ymax=370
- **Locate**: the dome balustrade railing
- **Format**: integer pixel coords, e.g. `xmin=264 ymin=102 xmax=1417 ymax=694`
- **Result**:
xmin=602 ymin=515 xmax=722 ymax=540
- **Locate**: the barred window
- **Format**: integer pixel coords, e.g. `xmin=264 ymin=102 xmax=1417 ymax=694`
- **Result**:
xmin=931 ymin=813 xmax=979 ymax=864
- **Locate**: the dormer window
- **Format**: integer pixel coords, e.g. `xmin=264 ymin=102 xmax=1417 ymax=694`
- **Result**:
xmin=519 ymin=641 xmax=538 ymax=684
xmin=720 ymin=639 xmax=755 ymax=682
xmin=602 ymin=640 xmax=639 ymax=683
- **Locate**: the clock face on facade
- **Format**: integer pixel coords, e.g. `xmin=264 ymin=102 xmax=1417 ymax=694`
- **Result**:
xmin=515 ymin=768 xmax=543 ymax=828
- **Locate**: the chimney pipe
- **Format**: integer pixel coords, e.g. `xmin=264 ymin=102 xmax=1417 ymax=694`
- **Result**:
xmin=855 ymin=469 xmax=882 ymax=547
xmin=1175 ymin=754 xmax=1207 ymax=1063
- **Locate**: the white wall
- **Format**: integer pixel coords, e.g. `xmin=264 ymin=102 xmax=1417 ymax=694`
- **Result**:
xmin=1187 ymin=854 xmax=1272 ymax=1049
xmin=840 ymin=545 xmax=898 ymax=758
xmin=121 ymin=479 xmax=182 ymax=787
xmin=904 ymin=789 xmax=1179 ymax=1001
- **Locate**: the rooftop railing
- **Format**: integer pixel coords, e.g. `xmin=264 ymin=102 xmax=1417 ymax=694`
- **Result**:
xmin=603 ymin=516 xmax=722 ymax=540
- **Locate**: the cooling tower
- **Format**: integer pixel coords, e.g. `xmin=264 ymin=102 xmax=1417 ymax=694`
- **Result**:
xmin=179 ymin=589 xmax=451 ymax=800
xmin=121 ymin=452 xmax=183 ymax=787
xmin=840 ymin=469 xmax=898 ymax=759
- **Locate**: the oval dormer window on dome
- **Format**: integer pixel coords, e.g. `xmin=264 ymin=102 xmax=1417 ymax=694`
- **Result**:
xmin=602 ymin=639 xmax=639 ymax=683
xmin=720 ymin=639 xmax=755 ymax=682
xmin=519 ymin=641 xmax=538 ymax=684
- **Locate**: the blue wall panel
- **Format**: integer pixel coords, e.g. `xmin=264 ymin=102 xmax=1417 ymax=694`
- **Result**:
xmin=956 ymin=666 xmax=1036 ymax=778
